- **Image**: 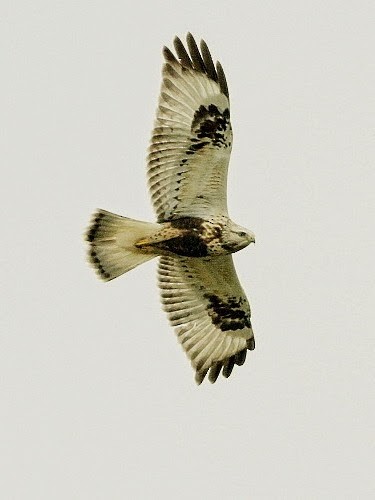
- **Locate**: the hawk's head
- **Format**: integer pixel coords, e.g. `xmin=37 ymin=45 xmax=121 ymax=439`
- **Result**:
xmin=222 ymin=223 xmax=255 ymax=253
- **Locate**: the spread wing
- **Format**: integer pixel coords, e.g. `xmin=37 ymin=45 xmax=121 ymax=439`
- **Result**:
xmin=158 ymin=255 xmax=255 ymax=384
xmin=148 ymin=33 xmax=232 ymax=222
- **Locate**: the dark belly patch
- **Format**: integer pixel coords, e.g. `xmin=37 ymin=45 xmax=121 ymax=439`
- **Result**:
xmin=152 ymin=234 xmax=208 ymax=257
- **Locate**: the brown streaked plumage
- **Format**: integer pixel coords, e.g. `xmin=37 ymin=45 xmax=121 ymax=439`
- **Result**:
xmin=85 ymin=34 xmax=256 ymax=384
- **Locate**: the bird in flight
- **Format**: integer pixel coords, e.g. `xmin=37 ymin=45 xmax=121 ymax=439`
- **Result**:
xmin=86 ymin=33 xmax=256 ymax=384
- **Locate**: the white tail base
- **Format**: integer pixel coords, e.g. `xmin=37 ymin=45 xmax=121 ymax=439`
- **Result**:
xmin=86 ymin=209 xmax=161 ymax=281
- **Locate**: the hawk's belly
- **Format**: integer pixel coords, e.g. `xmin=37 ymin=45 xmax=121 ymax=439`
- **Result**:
xmin=148 ymin=233 xmax=211 ymax=257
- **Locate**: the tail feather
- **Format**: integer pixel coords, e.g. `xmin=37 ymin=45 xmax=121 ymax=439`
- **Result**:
xmin=85 ymin=209 xmax=160 ymax=281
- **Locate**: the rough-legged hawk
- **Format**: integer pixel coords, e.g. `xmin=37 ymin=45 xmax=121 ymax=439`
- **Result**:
xmin=86 ymin=33 xmax=256 ymax=384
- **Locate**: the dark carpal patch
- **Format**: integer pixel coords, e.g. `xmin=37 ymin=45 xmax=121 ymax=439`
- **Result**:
xmin=204 ymin=293 xmax=252 ymax=331
xmin=191 ymin=104 xmax=231 ymax=148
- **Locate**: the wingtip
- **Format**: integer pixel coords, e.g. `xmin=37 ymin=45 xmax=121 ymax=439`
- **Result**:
xmin=216 ymin=61 xmax=229 ymax=99
xmin=247 ymin=337 xmax=255 ymax=351
xmin=222 ymin=356 xmax=235 ymax=378
xmin=195 ymin=369 xmax=208 ymax=385
xmin=193 ymin=342 xmax=252 ymax=385
xmin=234 ymin=349 xmax=247 ymax=366
xmin=163 ymin=33 xmax=228 ymax=97
xmin=162 ymin=45 xmax=176 ymax=63
xmin=208 ymin=363 xmax=222 ymax=383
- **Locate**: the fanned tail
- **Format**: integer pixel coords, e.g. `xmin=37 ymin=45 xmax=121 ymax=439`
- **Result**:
xmin=85 ymin=209 xmax=161 ymax=281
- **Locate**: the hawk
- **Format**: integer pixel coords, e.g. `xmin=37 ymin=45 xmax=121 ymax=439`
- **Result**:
xmin=86 ymin=34 xmax=256 ymax=384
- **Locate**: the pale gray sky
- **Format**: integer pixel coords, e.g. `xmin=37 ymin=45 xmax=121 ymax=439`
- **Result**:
xmin=2 ymin=1 xmax=375 ymax=498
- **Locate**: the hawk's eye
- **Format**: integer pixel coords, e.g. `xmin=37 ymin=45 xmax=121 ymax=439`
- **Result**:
xmin=238 ymin=231 xmax=247 ymax=237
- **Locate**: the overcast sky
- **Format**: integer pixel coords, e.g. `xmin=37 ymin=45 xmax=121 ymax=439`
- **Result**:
xmin=2 ymin=1 xmax=375 ymax=498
